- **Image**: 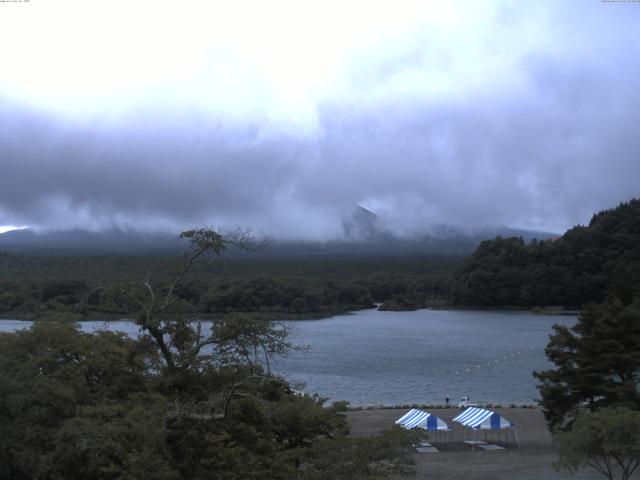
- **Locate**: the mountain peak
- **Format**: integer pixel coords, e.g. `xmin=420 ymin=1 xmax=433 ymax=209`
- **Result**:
xmin=342 ymin=205 xmax=380 ymax=241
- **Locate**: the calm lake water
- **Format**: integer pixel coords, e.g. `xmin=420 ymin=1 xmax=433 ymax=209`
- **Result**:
xmin=0 ymin=309 xmax=576 ymax=406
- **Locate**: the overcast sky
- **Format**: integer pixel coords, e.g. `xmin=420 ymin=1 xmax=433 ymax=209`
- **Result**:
xmin=0 ymin=0 xmax=639 ymax=239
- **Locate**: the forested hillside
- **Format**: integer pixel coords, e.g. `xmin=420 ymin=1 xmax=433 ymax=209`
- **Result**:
xmin=1 ymin=199 xmax=638 ymax=318
xmin=450 ymin=199 xmax=640 ymax=308
xmin=0 ymin=253 xmax=456 ymax=320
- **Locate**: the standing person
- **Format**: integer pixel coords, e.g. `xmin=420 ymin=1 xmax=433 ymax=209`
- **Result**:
xmin=445 ymin=395 xmax=450 ymax=406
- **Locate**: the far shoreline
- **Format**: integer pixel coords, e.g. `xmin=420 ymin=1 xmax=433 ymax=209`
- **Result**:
xmin=0 ymin=305 xmax=581 ymax=323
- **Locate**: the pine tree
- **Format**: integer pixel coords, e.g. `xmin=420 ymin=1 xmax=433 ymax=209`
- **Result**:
xmin=534 ymin=301 xmax=640 ymax=431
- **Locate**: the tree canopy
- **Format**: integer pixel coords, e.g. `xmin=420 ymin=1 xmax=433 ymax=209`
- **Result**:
xmin=450 ymin=198 xmax=640 ymax=308
xmin=534 ymin=301 xmax=640 ymax=431
xmin=555 ymin=407 xmax=640 ymax=480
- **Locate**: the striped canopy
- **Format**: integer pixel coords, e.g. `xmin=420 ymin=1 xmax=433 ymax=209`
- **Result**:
xmin=453 ymin=407 xmax=514 ymax=430
xmin=396 ymin=409 xmax=452 ymax=431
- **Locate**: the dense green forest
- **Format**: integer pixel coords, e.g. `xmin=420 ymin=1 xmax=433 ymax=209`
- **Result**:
xmin=450 ymin=199 xmax=640 ymax=308
xmin=1 ymin=199 xmax=639 ymax=320
xmin=0 ymin=252 xmax=457 ymax=320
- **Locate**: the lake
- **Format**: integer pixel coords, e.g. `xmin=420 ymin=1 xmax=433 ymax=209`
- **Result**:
xmin=0 ymin=309 xmax=575 ymax=406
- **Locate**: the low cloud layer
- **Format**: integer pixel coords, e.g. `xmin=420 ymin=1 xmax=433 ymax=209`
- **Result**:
xmin=1 ymin=1 xmax=639 ymax=239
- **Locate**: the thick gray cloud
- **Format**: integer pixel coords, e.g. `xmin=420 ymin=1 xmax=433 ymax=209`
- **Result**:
xmin=0 ymin=1 xmax=639 ymax=239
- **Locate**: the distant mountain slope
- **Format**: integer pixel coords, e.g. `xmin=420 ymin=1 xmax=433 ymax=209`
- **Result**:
xmin=342 ymin=205 xmax=381 ymax=240
xmin=0 ymin=229 xmax=186 ymax=255
xmin=450 ymin=198 xmax=640 ymax=307
xmin=0 ymin=224 xmax=557 ymax=258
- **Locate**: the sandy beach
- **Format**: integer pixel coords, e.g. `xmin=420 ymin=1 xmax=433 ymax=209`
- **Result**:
xmin=346 ymin=407 xmax=601 ymax=480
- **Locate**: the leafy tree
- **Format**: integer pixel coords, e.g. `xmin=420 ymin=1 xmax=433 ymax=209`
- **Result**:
xmin=534 ymin=301 xmax=640 ymax=430
xmin=299 ymin=426 xmax=424 ymax=480
xmin=122 ymin=227 xmax=265 ymax=373
xmin=555 ymin=407 xmax=640 ymax=480
xmin=39 ymin=396 xmax=178 ymax=480
xmin=0 ymin=319 xmax=417 ymax=480
xmin=0 ymin=322 xmax=150 ymax=480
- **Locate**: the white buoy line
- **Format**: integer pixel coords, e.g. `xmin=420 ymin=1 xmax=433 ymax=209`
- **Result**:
xmin=454 ymin=346 xmax=541 ymax=376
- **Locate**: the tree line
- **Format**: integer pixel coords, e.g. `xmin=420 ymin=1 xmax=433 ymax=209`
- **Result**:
xmin=0 ymin=253 xmax=455 ymax=320
xmin=2 ymin=199 xmax=639 ymax=319
xmin=450 ymin=199 xmax=640 ymax=308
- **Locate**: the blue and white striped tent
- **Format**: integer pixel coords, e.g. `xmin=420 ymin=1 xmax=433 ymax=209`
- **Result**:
xmin=396 ymin=409 xmax=452 ymax=431
xmin=452 ymin=407 xmax=514 ymax=430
